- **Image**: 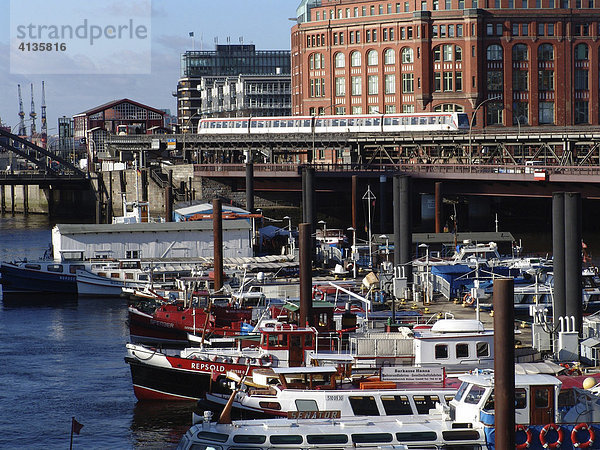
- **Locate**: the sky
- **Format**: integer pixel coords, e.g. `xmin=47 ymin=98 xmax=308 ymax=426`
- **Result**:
xmin=0 ymin=0 xmax=298 ymax=133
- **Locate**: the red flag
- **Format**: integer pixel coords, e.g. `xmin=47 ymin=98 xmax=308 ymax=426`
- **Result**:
xmin=71 ymin=417 xmax=83 ymax=435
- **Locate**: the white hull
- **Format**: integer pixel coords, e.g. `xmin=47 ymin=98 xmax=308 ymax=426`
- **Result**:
xmin=76 ymin=270 xmax=124 ymax=297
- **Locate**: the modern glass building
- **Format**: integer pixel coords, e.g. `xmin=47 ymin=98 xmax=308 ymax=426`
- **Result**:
xmin=176 ymin=44 xmax=291 ymax=131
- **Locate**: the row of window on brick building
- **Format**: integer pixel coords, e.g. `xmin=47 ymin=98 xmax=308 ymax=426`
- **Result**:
xmin=306 ymin=22 xmax=600 ymax=48
xmin=313 ymin=0 xmax=596 ymax=22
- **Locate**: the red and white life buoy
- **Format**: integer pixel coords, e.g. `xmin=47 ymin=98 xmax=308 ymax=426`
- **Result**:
xmin=463 ymin=293 xmax=475 ymax=306
xmin=516 ymin=425 xmax=533 ymax=449
xmin=572 ymin=423 xmax=595 ymax=448
xmin=540 ymin=423 xmax=564 ymax=449
xmin=312 ymin=287 xmax=324 ymax=301
xmin=259 ymin=353 xmax=273 ymax=367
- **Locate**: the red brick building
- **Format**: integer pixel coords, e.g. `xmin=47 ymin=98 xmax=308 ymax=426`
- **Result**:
xmin=292 ymin=0 xmax=600 ymax=127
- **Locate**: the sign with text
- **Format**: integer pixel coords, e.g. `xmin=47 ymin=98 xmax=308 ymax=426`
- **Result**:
xmin=380 ymin=367 xmax=444 ymax=383
xmin=287 ymin=410 xmax=341 ymax=420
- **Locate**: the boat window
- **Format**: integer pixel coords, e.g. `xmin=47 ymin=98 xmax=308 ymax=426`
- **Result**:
xmin=455 ymin=382 xmax=470 ymax=402
xmin=464 ymin=385 xmax=486 ymax=405
xmin=442 ymin=430 xmax=481 ymax=441
xmin=195 ymin=431 xmax=229 ymax=442
xmin=558 ymin=389 xmax=577 ymax=408
xmin=413 ymin=395 xmax=440 ymax=414
xmin=268 ymin=334 xmax=288 ymax=348
xmin=435 ymin=344 xmax=448 ymax=359
xmin=270 ymin=435 xmax=303 ymax=444
xmin=456 ymin=343 xmax=469 ymax=358
xmin=381 ymin=395 xmax=413 ymax=415
xmin=24 ymin=264 xmax=41 ymax=270
xmin=307 ymin=434 xmax=348 ymax=444
xmin=516 ymin=388 xmax=527 ymax=409
xmin=295 ymin=399 xmax=318 ymax=412
xmin=476 ymin=342 xmax=489 ymax=357
xmin=233 ymin=434 xmax=266 ymax=444
xmin=396 ymin=431 xmax=437 ymax=442
xmin=352 ymin=433 xmax=393 ymax=443
xmin=483 ymin=391 xmax=494 ymax=410
xmin=69 ymin=264 xmax=86 ymax=274
xmin=259 ymin=401 xmax=281 ymax=410
xmin=534 ymin=389 xmax=549 ymax=408
xmin=138 ymin=274 xmax=149 ymax=281
xmin=47 ymin=264 xmax=63 ymax=273
xmin=304 ymin=333 xmax=313 ymax=348
xmin=111 ymin=273 xmax=120 ymax=278
xmin=125 ymin=273 xmax=134 ymax=280
xmin=349 ymin=396 xmax=380 ymax=416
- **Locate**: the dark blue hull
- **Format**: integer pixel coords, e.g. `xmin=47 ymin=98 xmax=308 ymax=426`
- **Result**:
xmin=0 ymin=263 xmax=77 ymax=295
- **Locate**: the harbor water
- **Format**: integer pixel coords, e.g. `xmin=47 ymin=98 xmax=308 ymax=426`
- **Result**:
xmin=0 ymin=215 xmax=194 ymax=449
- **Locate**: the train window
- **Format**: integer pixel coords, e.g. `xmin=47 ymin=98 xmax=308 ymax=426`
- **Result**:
xmin=257 ymin=121 xmax=265 ymax=128
xmin=420 ymin=117 xmax=427 ymax=125
xmin=373 ymin=118 xmax=381 ymax=125
xmin=250 ymin=121 xmax=257 ymax=128
xmin=316 ymin=119 xmax=324 ymax=126
xmin=273 ymin=120 xmax=280 ymax=127
xmin=339 ymin=119 xmax=347 ymax=126
xmin=348 ymin=118 xmax=356 ymax=126
xmin=365 ymin=118 xmax=372 ymax=126
xmin=287 ymin=120 xmax=294 ymax=127
xmin=428 ymin=117 xmax=436 ymax=124
xmin=332 ymin=119 xmax=339 ymax=126
xmin=384 ymin=118 xmax=391 ymax=125
xmin=303 ymin=120 xmax=311 ymax=127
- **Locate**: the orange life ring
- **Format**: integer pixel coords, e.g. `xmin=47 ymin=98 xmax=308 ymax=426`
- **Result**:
xmin=540 ymin=423 xmax=564 ymax=449
xmin=571 ymin=423 xmax=595 ymax=448
xmin=516 ymin=424 xmax=533 ymax=449
xmin=463 ymin=293 xmax=475 ymax=306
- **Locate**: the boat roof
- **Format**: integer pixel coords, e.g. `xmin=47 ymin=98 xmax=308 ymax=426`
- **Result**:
xmin=272 ymin=366 xmax=338 ymax=375
xmin=53 ymin=220 xmax=250 ymax=234
xmin=308 ymin=353 xmax=355 ymax=362
xmin=458 ymin=372 xmax=561 ymax=387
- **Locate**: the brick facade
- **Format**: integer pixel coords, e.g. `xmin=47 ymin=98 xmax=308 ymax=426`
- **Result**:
xmin=292 ymin=0 xmax=600 ymax=127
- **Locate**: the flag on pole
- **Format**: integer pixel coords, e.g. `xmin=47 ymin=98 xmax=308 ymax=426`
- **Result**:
xmin=71 ymin=417 xmax=84 ymax=435
xmin=189 ymin=32 xmax=194 ymax=37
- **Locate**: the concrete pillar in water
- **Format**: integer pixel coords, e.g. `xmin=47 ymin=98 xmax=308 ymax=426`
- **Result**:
xmin=493 ymin=277 xmax=515 ymax=450
xmin=435 ymin=182 xmax=443 ymax=233
xmin=379 ymin=175 xmax=387 ymax=233
xmin=552 ymin=192 xmax=566 ymax=324
xmin=245 ymin=162 xmax=254 ymax=213
xmin=565 ymin=192 xmax=582 ymax=334
xmin=299 ymin=223 xmax=313 ymax=327
xmin=352 ymin=175 xmax=358 ymax=231
xmin=10 ymin=185 xmax=15 ymax=215
xmin=395 ymin=175 xmax=412 ymax=281
xmin=23 ymin=185 xmax=29 ymax=215
xmin=213 ymin=198 xmax=223 ymax=292
xmin=164 ymin=186 xmax=172 ymax=222
xmin=1 ymin=185 xmax=5 ymax=213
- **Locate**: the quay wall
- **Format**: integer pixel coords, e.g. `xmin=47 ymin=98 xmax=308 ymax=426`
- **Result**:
xmin=0 ymin=185 xmax=95 ymax=218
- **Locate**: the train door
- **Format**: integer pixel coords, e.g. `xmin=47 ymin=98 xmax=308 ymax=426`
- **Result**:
xmin=529 ymin=385 xmax=555 ymax=425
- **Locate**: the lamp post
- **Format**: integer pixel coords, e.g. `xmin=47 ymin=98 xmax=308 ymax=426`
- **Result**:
xmin=468 ymin=96 xmax=502 ymax=166
xmin=362 ymin=185 xmax=376 ymax=269
xmin=347 ymin=226 xmax=357 ymax=279
xmin=182 ymin=110 xmax=202 ymax=163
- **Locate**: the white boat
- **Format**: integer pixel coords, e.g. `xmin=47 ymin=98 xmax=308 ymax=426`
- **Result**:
xmin=202 ymin=365 xmax=458 ymax=418
xmin=178 ymin=371 xmax=600 ymax=449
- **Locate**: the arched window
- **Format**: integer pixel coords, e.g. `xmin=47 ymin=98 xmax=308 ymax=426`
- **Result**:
xmin=575 ymin=43 xmax=589 ymax=60
xmin=538 ymin=44 xmax=553 ymax=61
xmin=401 ymin=47 xmax=414 ymax=64
xmin=351 ymin=51 xmax=362 ymax=67
xmin=384 ymin=48 xmax=395 ymax=65
xmin=512 ymin=44 xmax=528 ymax=61
xmin=486 ymin=44 xmax=503 ymax=61
xmin=310 ymin=53 xmax=324 ymax=69
xmin=335 ymin=52 xmax=345 ymax=68
xmin=367 ymin=50 xmax=378 ymax=65
xmin=455 ymin=45 xmax=463 ymax=61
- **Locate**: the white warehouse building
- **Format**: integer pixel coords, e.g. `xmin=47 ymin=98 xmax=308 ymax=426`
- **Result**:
xmin=51 ymin=221 xmax=252 ymax=262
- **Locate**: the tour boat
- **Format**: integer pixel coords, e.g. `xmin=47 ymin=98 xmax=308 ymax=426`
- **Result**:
xmin=177 ymin=371 xmax=600 ymax=449
xmin=201 ymin=365 xmax=459 ymax=418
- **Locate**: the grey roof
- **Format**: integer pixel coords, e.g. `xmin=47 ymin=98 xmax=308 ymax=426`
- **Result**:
xmin=582 ymin=338 xmax=600 ymax=348
xmin=54 ymin=219 xmax=250 ymax=235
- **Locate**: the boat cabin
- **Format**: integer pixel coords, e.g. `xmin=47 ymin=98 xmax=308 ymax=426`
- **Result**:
xmin=269 ymin=300 xmax=335 ymax=333
xmin=258 ymin=324 xmax=317 ymax=367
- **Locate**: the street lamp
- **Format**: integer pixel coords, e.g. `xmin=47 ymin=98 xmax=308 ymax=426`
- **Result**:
xmin=347 ymin=226 xmax=357 ymax=279
xmin=468 ymin=96 xmax=502 ymax=166
xmin=183 ymin=110 xmax=202 ymax=162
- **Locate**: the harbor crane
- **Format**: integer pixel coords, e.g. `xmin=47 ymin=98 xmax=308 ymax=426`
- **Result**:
xmin=41 ymin=81 xmax=47 ymax=148
xmin=17 ymin=84 xmax=26 ymax=137
xmin=29 ymin=83 xmax=37 ymax=137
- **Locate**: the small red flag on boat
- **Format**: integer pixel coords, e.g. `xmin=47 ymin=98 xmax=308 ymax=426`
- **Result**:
xmin=71 ymin=417 xmax=84 ymax=435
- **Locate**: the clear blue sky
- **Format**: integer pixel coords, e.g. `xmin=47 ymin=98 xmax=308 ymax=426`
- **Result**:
xmin=0 ymin=0 xmax=298 ymax=132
